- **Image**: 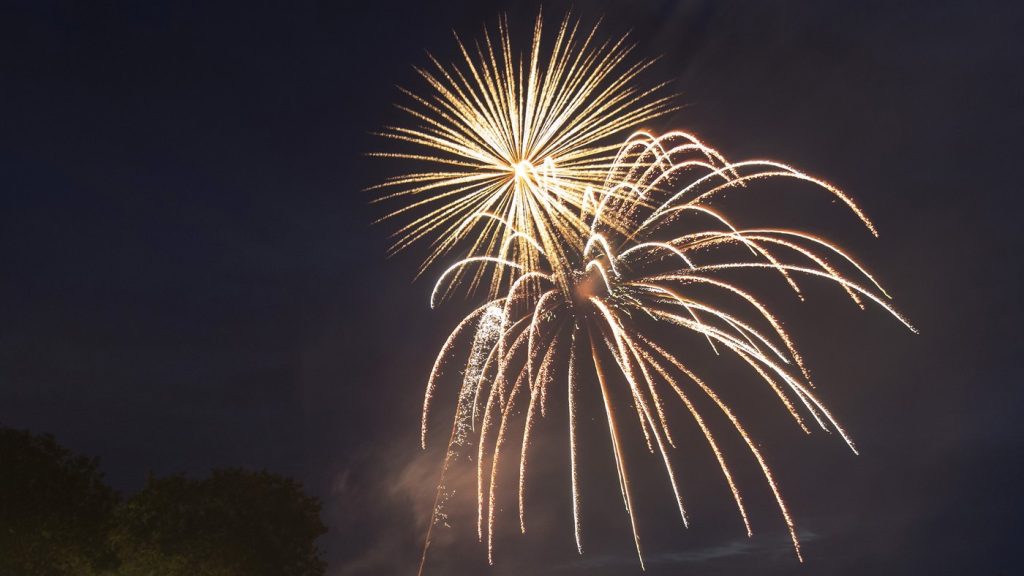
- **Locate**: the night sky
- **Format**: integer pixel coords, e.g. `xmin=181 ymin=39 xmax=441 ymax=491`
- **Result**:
xmin=2 ymin=1 xmax=1022 ymax=574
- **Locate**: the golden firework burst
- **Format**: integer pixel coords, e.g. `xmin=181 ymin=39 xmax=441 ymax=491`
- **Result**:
xmin=371 ymin=12 xmax=675 ymax=300
xmin=419 ymin=131 xmax=915 ymax=570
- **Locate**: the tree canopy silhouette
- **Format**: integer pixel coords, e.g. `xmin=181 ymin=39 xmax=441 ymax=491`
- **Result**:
xmin=0 ymin=427 xmax=327 ymax=576
xmin=113 ymin=468 xmax=327 ymax=576
xmin=0 ymin=427 xmax=119 ymax=575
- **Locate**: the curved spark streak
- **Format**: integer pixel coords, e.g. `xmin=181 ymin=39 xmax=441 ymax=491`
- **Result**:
xmin=567 ymin=329 xmax=583 ymax=553
xmin=431 ymin=256 xmax=523 ymax=308
xmin=592 ymin=298 xmax=689 ymax=526
xmin=590 ymin=334 xmax=645 ymax=569
xmin=519 ymin=326 xmax=562 ymax=532
xmin=639 ymin=160 xmax=878 ymax=238
xmin=583 ymin=233 xmax=621 ymax=276
xmin=422 ymin=300 xmax=506 ymax=448
xmin=584 ymin=260 xmax=615 ymax=294
xmin=655 ymin=263 xmax=917 ymax=333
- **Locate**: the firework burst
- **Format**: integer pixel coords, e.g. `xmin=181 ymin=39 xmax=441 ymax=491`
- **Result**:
xmin=371 ymin=12 xmax=674 ymax=300
xmin=418 ymin=131 xmax=916 ymax=570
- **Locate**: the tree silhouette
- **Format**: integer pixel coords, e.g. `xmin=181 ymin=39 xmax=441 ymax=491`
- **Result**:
xmin=112 ymin=468 xmax=327 ymax=576
xmin=1 ymin=427 xmax=328 ymax=575
xmin=0 ymin=427 xmax=119 ymax=576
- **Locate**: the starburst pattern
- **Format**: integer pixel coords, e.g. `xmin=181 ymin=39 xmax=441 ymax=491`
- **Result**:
xmin=371 ymin=12 xmax=674 ymax=299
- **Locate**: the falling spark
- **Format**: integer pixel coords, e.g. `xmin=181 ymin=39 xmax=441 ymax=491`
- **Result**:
xmin=414 ymin=130 xmax=915 ymax=571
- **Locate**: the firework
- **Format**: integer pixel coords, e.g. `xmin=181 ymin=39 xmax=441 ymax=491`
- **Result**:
xmin=418 ymin=131 xmax=916 ymax=569
xmin=371 ymin=12 xmax=674 ymax=300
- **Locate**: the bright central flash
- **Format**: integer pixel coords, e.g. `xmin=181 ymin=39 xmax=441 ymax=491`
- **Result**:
xmin=513 ymin=160 xmax=534 ymax=184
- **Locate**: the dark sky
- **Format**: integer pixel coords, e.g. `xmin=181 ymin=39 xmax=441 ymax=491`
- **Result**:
xmin=2 ymin=1 xmax=1022 ymax=574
